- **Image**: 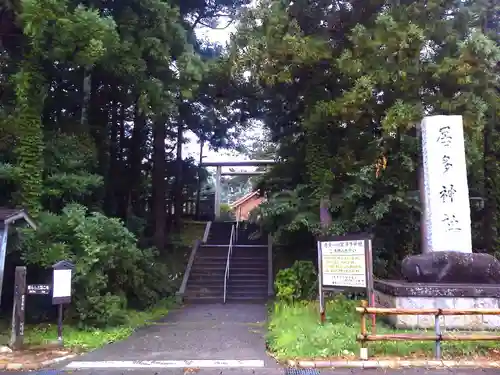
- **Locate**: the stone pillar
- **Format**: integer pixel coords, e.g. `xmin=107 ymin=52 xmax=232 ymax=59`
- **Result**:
xmin=214 ymin=166 xmax=221 ymax=219
xmin=420 ymin=115 xmax=472 ymax=253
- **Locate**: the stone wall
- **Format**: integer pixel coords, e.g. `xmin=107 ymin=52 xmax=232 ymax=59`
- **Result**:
xmin=374 ymin=280 xmax=500 ymax=330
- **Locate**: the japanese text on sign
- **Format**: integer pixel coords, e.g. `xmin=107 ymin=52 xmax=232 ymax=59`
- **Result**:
xmin=436 ymin=126 xmax=463 ymax=232
xmin=320 ymin=240 xmax=367 ymax=288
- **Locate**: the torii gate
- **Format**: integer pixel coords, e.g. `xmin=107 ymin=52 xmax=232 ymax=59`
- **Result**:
xmin=201 ymin=160 xmax=277 ymax=219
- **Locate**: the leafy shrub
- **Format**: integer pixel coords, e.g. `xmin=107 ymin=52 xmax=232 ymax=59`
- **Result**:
xmin=219 ymin=203 xmax=235 ymax=221
xmin=274 ymin=260 xmax=318 ymax=303
xmin=19 ymin=204 xmax=172 ymax=327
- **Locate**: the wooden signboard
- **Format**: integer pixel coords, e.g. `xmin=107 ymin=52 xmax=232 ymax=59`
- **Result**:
xmin=317 ymin=234 xmax=374 ymax=322
xmin=27 ymin=284 xmax=50 ymax=295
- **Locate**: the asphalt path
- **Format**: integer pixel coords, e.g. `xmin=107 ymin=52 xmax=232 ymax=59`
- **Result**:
xmin=7 ymin=303 xmax=496 ymax=375
xmin=4 ymin=367 xmax=500 ymax=375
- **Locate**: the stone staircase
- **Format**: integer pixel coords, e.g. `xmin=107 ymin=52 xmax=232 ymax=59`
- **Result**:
xmin=183 ymin=222 xmax=270 ymax=303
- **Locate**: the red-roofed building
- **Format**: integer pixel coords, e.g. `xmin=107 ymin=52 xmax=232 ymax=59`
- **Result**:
xmin=230 ymin=191 xmax=265 ymax=221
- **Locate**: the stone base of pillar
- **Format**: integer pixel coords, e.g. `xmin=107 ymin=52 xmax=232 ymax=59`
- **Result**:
xmin=374 ymin=279 xmax=500 ymax=330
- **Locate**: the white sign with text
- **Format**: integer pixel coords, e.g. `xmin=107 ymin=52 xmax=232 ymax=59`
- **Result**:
xmin=320 ymin=240 xmax=367 ymax=288
xmin=53 ymin=269 xmax=72 ymax=298
xmin=421 ymin=115 xmax=472 ymax=253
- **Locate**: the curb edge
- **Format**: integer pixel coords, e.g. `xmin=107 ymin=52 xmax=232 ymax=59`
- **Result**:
xmin=2 ymin=354 xmax=78 ymax=371
xmin=286 ymin=359 xmax=500 ymax=369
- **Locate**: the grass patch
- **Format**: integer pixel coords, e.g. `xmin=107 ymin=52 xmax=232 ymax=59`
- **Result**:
xmin=267 ymin=296 xmax=498 ymax=360
xmin=3 ymin=299 xmax=173 ymax=351
xmin=178 ymin=221 xmax=207 ymax=247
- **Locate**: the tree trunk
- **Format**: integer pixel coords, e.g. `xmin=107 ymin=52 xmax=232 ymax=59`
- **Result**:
xmin=13 ymin=61 xmax=45 ymax=214
xmin=173 ymin=122 xmax=183 ymax=228
xmin=483 ymin=114 xmax=496 ymax=251
xmin=129 ymin=97 xmax=147 ymax=217
xmin=80 ymin=67 xmax=91 ymax=127
xmin=481 ymin=5 xmax=497 ymax=253
xmin=105 ymin=95 xmax=119 ymax=216
xmin=152 ymin=118 xmax=167 ymax=250
xmin=115 ymin=99 xmax=128 ymax=219
xmin=88 ymin=70 xmax=109 ymax=209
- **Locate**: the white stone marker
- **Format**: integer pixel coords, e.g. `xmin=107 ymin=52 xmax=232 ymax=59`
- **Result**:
xmin=420 ymin=115 xmax=472 ymax=253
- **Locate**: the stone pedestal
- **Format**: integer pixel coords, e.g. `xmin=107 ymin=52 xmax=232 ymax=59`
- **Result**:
xmin=374 ymin=279 xmax=500 ymax=330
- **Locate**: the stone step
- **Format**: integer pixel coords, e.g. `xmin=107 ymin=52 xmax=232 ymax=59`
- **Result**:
xmin=187 ymin=280 xmax=224 ymax=288
xmin=229 ymin=279 xmax=267 ymax=286
xmin=230 ymin=268 xmax=267 ymax=275
xmin=196 ymin=255 xmax=268 ymax=262
xmin=184 ymin=289 xmax=223 ymax=297
xmin=226 ymin=293 xmax=268 ymax=300
xmin=189 ymin=274 xmax=225 ymax=281
xmin=229 ymin=273 xmax=268 ymax=280
xmin=193 ymin=264 xmax=266 ymax=271
xmin=189 ymin=272 xmax=225 ymax=279
xmin=191 ymin=264 xmax=226 ymax=270
xmin=183 ymin=296 xmax=223 ymax=304
xmin=194 ymin=254 xmax=267 ymax=262
xmin=227 ymin=284 xmax=267 ymax=291
xmin=225 ymin=295 xmax=269 ymax=303
xmin=187 ymin=283 xmax=267 ymax=293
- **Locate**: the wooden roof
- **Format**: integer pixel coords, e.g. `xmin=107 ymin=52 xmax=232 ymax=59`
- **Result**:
xmin=230 ymin=191 xmax=262 ymax=209
xmin=0 ymin=208 xmax=37 ymax=228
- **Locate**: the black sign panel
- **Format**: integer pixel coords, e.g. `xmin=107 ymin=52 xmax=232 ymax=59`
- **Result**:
xmin=27 ymin=284 xmax=50 ymax=295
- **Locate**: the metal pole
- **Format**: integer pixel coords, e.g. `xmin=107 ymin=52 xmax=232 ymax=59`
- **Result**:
xmin=57 ymin=304 xmax=64 ymax=344
xmin=317 ymin=241 xmax=325 ymax=323
xmin=434 ymin=312 xmax=441 ymax=359
xmin=366 ymin=239 xmax=376 ymax=332
xmin=215 ymin=166 xmax=222 ymax=219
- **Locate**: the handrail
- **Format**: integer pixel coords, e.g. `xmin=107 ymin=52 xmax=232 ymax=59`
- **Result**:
xmin=267 ymin=233 xmax=273 ymax=297
xmin=235 ymin=215 xmax=240 ymax=243
xmin=176 ymin=221 xmax=211 ymax=303
xmin=223 ymin=224 xmax=236 ymax=303
xmin=176 ymin=239 xmax=201 ymax=302
xmin=202 ymin=221 xmax=212 ymax=243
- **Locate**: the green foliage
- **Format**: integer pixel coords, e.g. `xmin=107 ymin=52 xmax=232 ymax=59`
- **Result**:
xmin=21 ymin=0 xmax=118 ymax=66
xmin=11 ymin=64 xmax=45 ymax=214
xmin=218 ymin=203 xmax=235 ymax=221
xmin=19 ymin=204 xmax=172 ymax=327
xmin=267 ymin=297 xmax=496 ymax=360
xmin=0 ymin=0 xmax=253 ymax=328
xmin=274 ymin=260 xmax=317 ymax=303
xmin=12 ymin=298 xmax=173 ymax=350
xmin=234 ymin=0 xmax=500 ymax=276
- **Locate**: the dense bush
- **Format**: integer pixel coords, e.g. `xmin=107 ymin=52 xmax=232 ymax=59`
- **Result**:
xmin=19 ymin=204 xmax=172 ymax=327
xmin=274 ymin=260 xmax=318 ymax=303
xmin=219 ymin=203 xmax=235 ymax=221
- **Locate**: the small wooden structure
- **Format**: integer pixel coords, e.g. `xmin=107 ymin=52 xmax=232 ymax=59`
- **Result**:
xmin=201 ymin=160 xmax=276 ymax=219
xmin=0 ymin=208 xmax=36 ymax=303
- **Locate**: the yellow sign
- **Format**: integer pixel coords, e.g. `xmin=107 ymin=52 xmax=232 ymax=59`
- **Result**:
xmin=320 ymin=240 xmax=367 ymax=288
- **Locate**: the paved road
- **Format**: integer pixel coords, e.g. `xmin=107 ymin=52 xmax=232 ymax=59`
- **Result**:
xmin=9 ymin=303 xmax=497 ymax=375
xmin=63 ymin=303 xmax=277 ymax=369
xmin=6 ymin=368 xmax=500 ymax=375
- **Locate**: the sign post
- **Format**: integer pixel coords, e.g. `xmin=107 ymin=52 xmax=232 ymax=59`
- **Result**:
xmin=317 ymin=234 xmax=374 ymax=326
xmin=10 ymin=266 xmax=26 ymax=350
xmin=52 ymin=260 xmax=74 ymax=345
